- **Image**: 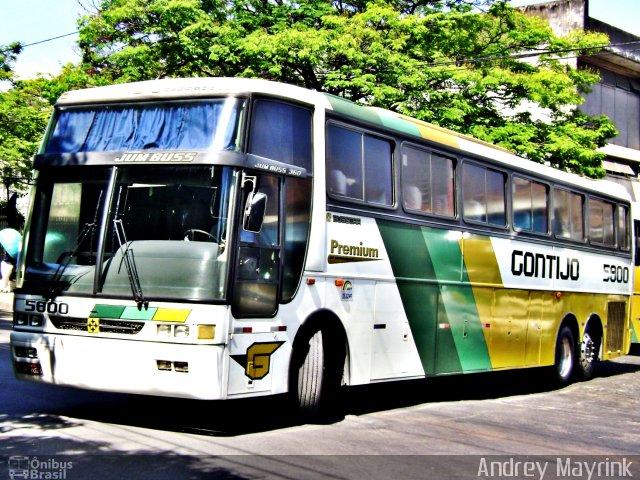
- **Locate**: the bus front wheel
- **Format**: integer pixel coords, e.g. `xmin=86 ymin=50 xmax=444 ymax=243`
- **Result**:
xmin=290 ymin=324 xmax=344 ymax=421
xmin=552 ymin=324 xmax=576 ymax=387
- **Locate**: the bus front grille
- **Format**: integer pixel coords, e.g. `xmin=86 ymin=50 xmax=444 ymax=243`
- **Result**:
xmin=50 ymin=316 xmax=145 ymax=335
xmin=605 ymin=302 xmax=626 ymax=352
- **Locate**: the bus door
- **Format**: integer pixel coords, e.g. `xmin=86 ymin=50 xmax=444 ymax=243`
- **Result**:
xmin=227 ymin=173 xmax=283 ymax=395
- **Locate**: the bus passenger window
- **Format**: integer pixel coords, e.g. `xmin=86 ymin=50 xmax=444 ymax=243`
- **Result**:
xmin=553 ymin=188 xmax=584 ymax=241
xmin=401 ymin=146 xmax=454 ymax=217
xmin=589 ymin=197 xmax=615 ymax=246
xmin=327 ymin=125 xmax=362 ymax=199
xmin=619 ymin=205 xmax=630 ymax=250
xmin=364 ymin=136 xmax=393 ymax=205
xmin=512 ymin=176 xmax=549 ymax=234
xmin=462 ymin=162 xmax=506 ymax=226
xmin=327 ymin=124 xmax=393 ymax=206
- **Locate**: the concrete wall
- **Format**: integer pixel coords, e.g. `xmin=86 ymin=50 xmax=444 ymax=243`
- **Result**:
xmin=521 ymin=0 xmax=586 ymax=38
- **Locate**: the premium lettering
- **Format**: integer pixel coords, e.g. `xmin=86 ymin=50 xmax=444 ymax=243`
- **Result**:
xmin=330 ymin=240 xmax=379 ymax=259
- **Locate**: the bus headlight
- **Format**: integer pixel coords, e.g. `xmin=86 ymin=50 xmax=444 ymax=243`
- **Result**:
xmin=157 ymin=324 xmax=172 ymax=337
xmin=14 ymin=313 xmax=28 ymax=326
xmin=14 ymin=313 xmax=44 ymax=328
xmin=29 ymin=315 xmax=44 ymax=327
xmin=174 ymin=325 xmax=190 ymax=338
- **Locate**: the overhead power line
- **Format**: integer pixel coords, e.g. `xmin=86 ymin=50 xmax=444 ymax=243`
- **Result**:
xmin=0 ymin=32 xmax=78 ymax=55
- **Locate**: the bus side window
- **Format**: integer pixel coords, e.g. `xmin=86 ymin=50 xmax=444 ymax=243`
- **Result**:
xmin=589 ymin=197 xmax=615 ymax=246
xmin=618 ymin=205 xmax=630 ymax=251
xmin=462 ymin=162 xmax=506 ymax=226
xmin=401 ymin=145 xmax=455 ymax=217
xmin=249 ymin=100 xmax=313 ymax=172
xmin=327 ymin=124 xmax=393 ymax=206
xmin=364 ymin=136 xmax=393 ymax=205
xmin=553 ymin=188 xmax=585 ymax=241
xmin=513 ymin=176 xmax=549 ymax=234
xmin=327 ymin=125 xmax=362 ymax=199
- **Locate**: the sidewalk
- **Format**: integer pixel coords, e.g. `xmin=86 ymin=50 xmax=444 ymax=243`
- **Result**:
xmin=0 ymin=292 xmax=13 ymax=314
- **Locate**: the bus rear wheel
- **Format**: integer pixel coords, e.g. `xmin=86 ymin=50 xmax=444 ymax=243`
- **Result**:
xmin=552 ymin=325 xmax=576 ymax=387
xmin=577 ymin=327 xmax=600 ymax=380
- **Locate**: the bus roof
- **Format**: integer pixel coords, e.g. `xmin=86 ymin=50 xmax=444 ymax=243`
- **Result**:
xmin=56 ymin=77 xmax=630 ymax=202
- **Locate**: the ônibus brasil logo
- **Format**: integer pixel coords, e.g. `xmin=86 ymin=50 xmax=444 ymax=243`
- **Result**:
xmin=8 ymin=456 xmax=73 ymax=479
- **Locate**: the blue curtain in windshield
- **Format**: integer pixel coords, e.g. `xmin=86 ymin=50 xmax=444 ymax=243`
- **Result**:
xmin=46 ymin=100 xmax=242 ymax=154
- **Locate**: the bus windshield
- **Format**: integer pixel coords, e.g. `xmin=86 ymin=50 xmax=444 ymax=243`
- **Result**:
xmin=24 ymin=165 xmax=235 ymax=302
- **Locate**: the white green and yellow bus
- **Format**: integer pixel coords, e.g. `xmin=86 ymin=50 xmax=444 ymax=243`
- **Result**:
xmin=11 ymin=78 xmax=634 ymax=416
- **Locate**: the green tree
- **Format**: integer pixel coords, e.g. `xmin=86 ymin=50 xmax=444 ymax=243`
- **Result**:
xmin=0 ymin=42 xmax=22 ymax=84
xmin=0 ymin=81 xmax=51 ymax=199
xmin=76 ymin=0 xmax=616 ymax=177
xmin=0 ymin=42 xmax=50 ymax=201
xmin=0 ymin=31 xmax=108 ymax=202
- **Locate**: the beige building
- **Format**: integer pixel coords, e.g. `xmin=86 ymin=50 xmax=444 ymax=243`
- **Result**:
xmin=522 ymin=0 xmax=640 ymax=201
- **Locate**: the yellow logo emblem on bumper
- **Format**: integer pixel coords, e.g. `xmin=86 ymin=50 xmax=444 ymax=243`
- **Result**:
xmin=87 ymin=318 xmax=100 ymax=334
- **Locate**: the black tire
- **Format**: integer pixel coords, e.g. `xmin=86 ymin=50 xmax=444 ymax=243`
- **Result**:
xmin=576 ymin=326 xmax=600 ymax=380
xmin=290 ymin=324 xmax=345 ymax=421
xmin=552 ymin=324 xmax=576 ymax=387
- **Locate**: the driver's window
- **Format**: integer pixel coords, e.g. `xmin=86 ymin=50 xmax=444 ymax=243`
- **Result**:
xmin=233 ymin=174 xmax=281 ymax=317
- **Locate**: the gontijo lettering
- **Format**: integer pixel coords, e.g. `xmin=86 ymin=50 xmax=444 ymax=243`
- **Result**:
xmin=511 ymin=249 xmax=579 ymax=281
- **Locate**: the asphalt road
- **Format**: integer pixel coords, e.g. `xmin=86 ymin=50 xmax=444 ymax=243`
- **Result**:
xmin=1 ymin=293 xmax=639 ymax=479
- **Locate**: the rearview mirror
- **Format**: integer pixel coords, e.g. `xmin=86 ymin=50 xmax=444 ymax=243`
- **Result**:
xmin=243 ymin=192 xmax=267 ymax=233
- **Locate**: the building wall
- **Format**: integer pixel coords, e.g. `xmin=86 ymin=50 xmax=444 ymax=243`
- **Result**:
xmin=521 ymin=0 xmax=640 ymax=191
xmin=579 ymin=63 xmax=640 ymax=151
xmin=521 ymin=0 xmax=585 ymax=43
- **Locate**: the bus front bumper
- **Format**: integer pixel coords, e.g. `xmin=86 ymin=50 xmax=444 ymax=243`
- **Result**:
xmin=10 ymin=331 xmax=227 ymax=400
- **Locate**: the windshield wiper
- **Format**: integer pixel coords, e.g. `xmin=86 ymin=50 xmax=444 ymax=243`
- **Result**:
xmin=47 ymin=191 xmax=103 ymax=298
xmin=113 ymin=217 xmax=148 ymax=310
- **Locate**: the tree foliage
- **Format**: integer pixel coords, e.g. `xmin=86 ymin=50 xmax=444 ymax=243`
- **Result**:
xmin=0 ymin=40 xmax=105 ymax=200
xmin=0 ymin=42 xmax=22 ymax=85
xmin=2 ymin=0 xmax=618 ymax=178
xmin=75 ymin=0 xmax=616 ymax=177
xmin=0 ymin=42 xmax=51 ymax=199
xmin=0 ymin=80 xmax=51 ymax=198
